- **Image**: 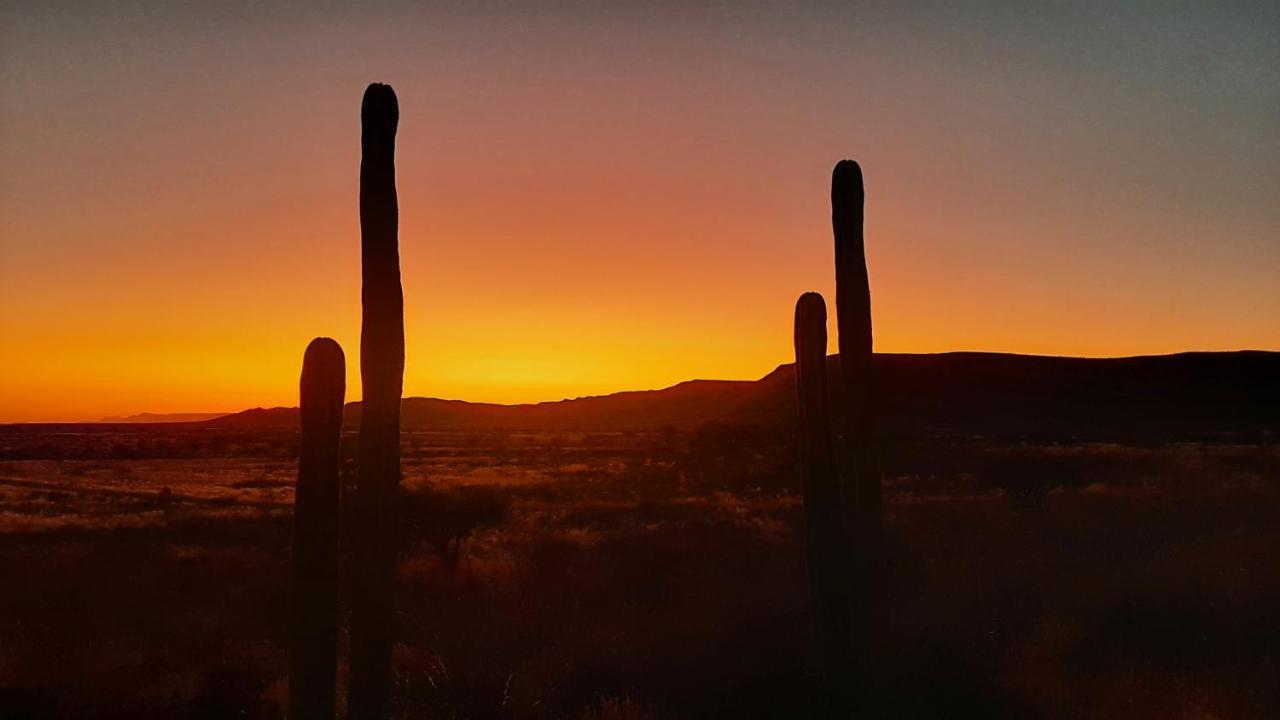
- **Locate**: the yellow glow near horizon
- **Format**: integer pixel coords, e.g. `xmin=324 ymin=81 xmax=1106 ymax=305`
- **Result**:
xmin=2 ymin=3 xmax=1277 ymax=422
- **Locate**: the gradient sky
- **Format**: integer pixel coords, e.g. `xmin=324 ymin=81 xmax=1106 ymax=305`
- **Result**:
xmin=1 ymin=1 xmax=1277 ymax=422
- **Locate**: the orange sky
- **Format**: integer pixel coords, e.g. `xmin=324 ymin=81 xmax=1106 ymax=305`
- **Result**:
xmin=1 ymin=3 xmax=1277 ymax=422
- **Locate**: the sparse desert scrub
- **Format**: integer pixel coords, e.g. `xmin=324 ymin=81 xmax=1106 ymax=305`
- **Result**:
xmin=401 ymin=484 xmax=510 ymax=571
xmin=581 ymin=696 xmax=655 ymax=720
xmin=1 ymin=427 xmax=1278 ymax=717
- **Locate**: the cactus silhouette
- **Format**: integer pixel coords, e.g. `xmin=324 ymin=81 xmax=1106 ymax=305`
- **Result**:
xmin=832 ymin=159 xmax=881 ymax=691
xmin=350 ymin=82 xmax=404 ymax=720
xmin=794 ymin=292 xmax=854 ymax=714
xmin=290 ymin=337 xmax=345 ymax=720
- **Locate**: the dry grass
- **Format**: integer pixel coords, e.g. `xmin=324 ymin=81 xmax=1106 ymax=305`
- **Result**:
xmin=0 ymin=427 xmax=1276 ymax=718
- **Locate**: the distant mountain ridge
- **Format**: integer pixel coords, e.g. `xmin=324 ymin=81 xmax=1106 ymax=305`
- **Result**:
xmin=207 ymin=351 xmax=1280 ymax=441
xmin=101 ymin=412 xmax=229 ymax=423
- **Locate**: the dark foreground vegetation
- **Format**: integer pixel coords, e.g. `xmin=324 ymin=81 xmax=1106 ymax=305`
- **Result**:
xmin=0 ymin=424 xmax=1277 ymax=718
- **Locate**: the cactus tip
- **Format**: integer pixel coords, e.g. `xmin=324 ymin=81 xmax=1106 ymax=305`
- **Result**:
xmin=304 ymin=337 xmax=345 ymax=367
xmin=796 ymin=291 xmax=827 ymax=317
xmin=361 ymin=83 xmax=399 ymax=133
xmin=833 ymin=158 xmax=862 ymax=177
xmin=831 ymin=159 xmax=864 ymax=204
xmin=795 ymin=293 xmax=828 ymax=346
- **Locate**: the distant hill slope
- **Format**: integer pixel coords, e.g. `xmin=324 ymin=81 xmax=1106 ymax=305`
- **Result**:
xmin=207 ymin=351 xmax=1280 ymax=440
xmin=100 ymin=412 xmax=229 ymax=423
xmin=211 ymin=378 xmax=761 ymax=432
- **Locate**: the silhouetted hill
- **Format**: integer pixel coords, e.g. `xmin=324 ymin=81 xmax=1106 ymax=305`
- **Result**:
xmin=100 ymin=412 xmax=228 ymax=423
xmin=211 ymin=379 xmax=759 ymax=432
xmin=754 ymin=351 xmax=1280 ymax=441
xmin=205 ymin=351 xmax=1279 ymax=441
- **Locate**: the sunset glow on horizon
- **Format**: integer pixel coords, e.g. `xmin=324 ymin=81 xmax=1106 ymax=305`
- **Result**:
xmin=2 ymin=2 xmax=1277 ymax=422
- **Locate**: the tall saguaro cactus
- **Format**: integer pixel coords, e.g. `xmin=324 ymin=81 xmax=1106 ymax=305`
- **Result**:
xmin=350 ymin=82 xmax=404 ymax=720
xmin=832 ymin=159 xmax=881 ymax=683
xmin=290 ymin=337 xmax=345 ymax=720
xmin=794 ymin=292 xmax=853 ymax=714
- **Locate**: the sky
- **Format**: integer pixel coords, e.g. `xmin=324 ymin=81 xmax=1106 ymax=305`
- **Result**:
xmin=1 ymin=1 xmax=1277 ymax=422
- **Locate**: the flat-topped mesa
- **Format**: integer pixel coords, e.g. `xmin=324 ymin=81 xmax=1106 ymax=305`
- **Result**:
xmin=350 ymin=81 xmax=404 ymax=720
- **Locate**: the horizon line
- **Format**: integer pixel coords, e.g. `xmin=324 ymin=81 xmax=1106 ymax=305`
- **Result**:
xmin=4 ymin=348 xmax=1276 ymax=425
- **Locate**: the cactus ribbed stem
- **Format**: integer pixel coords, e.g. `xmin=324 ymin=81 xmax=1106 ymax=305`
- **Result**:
xmin=794 ymin=292 xmax=853 ymax=714
xmin=832 ymin=159 xmax=881 ymax=688
xmin=290 ymin=337 xmax=345 ymax=720
xmin=350 ymin=82 xmax=404 ymax=720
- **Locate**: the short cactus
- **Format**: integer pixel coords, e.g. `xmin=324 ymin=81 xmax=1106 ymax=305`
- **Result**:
xmin=794 ymin=292 xmax=853 ymax=713
xmin=290 ymin=337 xmax=345 ymax=720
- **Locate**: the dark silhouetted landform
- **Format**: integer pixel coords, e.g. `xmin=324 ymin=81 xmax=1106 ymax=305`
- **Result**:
xmin=100 ymin=412 xmax=228 ymax=423
xmin=198 ymin=351 xmax=1279 ymax=441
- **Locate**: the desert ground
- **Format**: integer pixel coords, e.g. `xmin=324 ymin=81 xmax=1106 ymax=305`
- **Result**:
xmin=1 ymin=424 xmax=1277 ymax=718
